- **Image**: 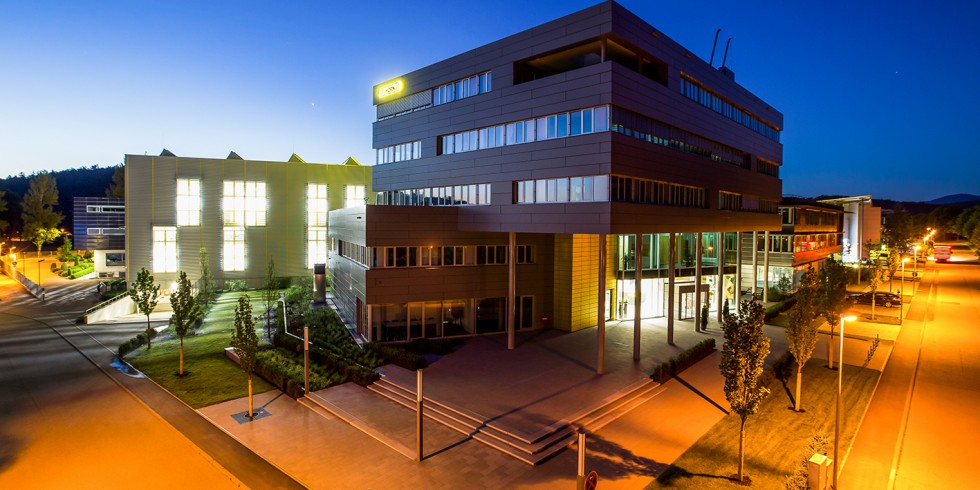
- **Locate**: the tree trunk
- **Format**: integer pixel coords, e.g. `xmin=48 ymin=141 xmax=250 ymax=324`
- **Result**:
xmin=795 ymin=365 xmax=803 ymax=411
xmin=146 ymin=317 xmax=152 ymax=350
xmin=738 ymin=417 xmax=745 ymax=482
xmin=179 ymin=338 xmax=184 ymax=375
xmin=872 ymin=297 xmax=876 ymax=320
xmin=828 ymin=325 xmax=834 ymax=369
xmin=248 ymin=376 xmax=254 ymax=419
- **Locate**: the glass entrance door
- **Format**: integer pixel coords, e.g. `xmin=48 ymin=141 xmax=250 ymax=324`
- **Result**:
xmin=514 ymin=295 xmax=534 ymax=330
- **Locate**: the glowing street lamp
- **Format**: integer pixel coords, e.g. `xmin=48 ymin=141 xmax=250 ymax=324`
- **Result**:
xmin=834 ymin=313 xmax=858 ymax=490
xmin=900 ymin=258 xmax=909 ymax=325
xmin=913 ymin=245 xmax=921 ymax=285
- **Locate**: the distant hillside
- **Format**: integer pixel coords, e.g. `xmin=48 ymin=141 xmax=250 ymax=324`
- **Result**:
xmin=929 ymin=194 xmax=980 ymax=205
xmin=0 ymin=166 xmax=117 ymax=235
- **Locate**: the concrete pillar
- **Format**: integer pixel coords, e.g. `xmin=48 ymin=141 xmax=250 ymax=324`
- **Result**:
xmin=633 ymin=233 xmax=642 ymax=361
xmin=597 ymin=233 xmax=607 ymax=375
xmin=735 ymin=232 xmax=743 ymax=307
xmin=667 ymin=233 xmax=676 ymax=346
xmin=507 ymin=231 xmax=516 ymax=350
xmin=717 ymin=232 xmax=724 ymax=322
xmin=694 ymin=232 xmax=703 ymax=332
xmin=763 ymin=231 xmax=771 ymax=303
xmin=366 ymin=306 xmax=372 ymax=342
xmin=752 ymin=231 xmax=759 ymax=298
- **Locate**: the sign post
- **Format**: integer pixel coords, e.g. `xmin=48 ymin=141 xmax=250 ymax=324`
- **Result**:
xmin=303 ymin=326 xmax=310 ymax=395
xmin=416 ymin=369 xmax=423 ymax=462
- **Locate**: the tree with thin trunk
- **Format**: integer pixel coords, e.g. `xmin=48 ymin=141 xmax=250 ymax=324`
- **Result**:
xmin=231 ymin=294 xmax=258 ymax=419
xmin=819 ymin=257 xmax=849 ymax=369
xmin=868 ymin=258 xmax=885 ymax=320
xmin=263 ymin=257 xmax=278 ymax=341
xmin=786 ymin=265 xmax=819 ymax=412
xmin=886 ymin=252 xmax=901 ymax=293
xmin=170 ymin=271 xmax=202 ymax=376
xmin=21 ymin=172 xmax=63 ymax=256
xmin=198 ymin=247 xmax=214 ymax=307
xmin=128 ymin=267 xmax=160 ymax=350
xmin=720 ymin=299 xmax=771 ymax=483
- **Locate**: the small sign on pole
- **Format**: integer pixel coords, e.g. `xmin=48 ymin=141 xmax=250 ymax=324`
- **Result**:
xmin=585 ymin=470 xmax=598 ymax=490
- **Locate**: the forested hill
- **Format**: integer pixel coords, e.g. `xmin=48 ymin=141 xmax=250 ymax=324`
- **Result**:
xmin=0 ymin=166 xmax=118 ymax=234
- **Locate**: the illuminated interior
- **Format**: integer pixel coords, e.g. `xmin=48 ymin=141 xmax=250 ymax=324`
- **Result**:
xmin=176 ymin=179 xmax=201 ymax=226
xmin=345 ymin=185 xmax=365 ymax=208
xmin=223 ymin=227 xmax=246 ymax=271
xmin=223 ymin=180 xmax=267 ymax=226
xmin=308 ymin=184 xmax=329 ymax=268
xmin=152 ymin=226 xmax=178 ymax=272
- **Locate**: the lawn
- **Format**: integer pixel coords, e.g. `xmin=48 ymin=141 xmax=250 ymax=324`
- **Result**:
xmin=126 ymin=291 xmax=275 ymax=408
xmin=649 ymin=358 xmax=880 ymax=489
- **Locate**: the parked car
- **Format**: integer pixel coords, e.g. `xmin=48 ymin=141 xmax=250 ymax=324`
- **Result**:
xmin=850 ymin=291 xmax=902 ymax=308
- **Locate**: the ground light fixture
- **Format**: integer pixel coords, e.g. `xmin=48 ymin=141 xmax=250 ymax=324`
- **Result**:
xmin=835 ymin=314 xmax=857 ymax=490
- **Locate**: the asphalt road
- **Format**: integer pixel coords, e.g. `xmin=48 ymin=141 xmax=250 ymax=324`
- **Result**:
xmin=0 ymin=267 xmax=303 ymax=489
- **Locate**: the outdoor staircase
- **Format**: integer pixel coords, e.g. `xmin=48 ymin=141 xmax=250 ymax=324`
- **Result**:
xmin=366 ymin=374 xmax=667 ymax=465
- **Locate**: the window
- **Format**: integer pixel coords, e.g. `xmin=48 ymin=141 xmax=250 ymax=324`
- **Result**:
xmin=438 ymin=105 xmax=610 ymax=156
xmin=346 ymin=185 xmax=366 ymax=208
xmin=432 ymin=72 xmax=491 ymax=106
xmin=610 ymin=106 xmax=749 ymax=169
xmin=176 ymin=179 xmax=201 ymax=226
xmin=223 ymin=227 xmax=246 ymax=271
xmin=377 ymin=140 xmax=422 ymax=164
xmin=105 ymin=252 xmax=125 ymax=267
xmin=476 ymin=245 xmax=508 ymax=265
xmin=86 ymin=227 xmax=125 ymax=235
xmin=719 ymin=191 xmax=743 ymax=210
xmin=516 ymin=245 xmax=533 ymax=264
xmin=86 ymin=205 xmax=125 ymax=213
xmin=223 ymin=181 xmax=266 ymax=226
xmin=307 ymin=184 xmax=328 ymax=227
xmin=152 ymin=226 xmax=177 ymax=273
xmin=308 ymin=227 xmax=328 ymax=269
xmin=680 ymin=74 xmax=781 ymax=142
xmin=514 ymin=175 xmax=610 ymax=204
xmin=375 ymin=183 xmax=490 ymax=207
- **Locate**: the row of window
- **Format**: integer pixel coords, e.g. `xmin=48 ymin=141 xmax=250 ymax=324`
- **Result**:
xmin=757 ymin=158 xmax=780 ymax=178
xmin=222 ymin=181 xmax=267 ymax=227
xmin=86 ymin=205 xmax=125 ymax=214
xmin=439 ymin=106 xmax=610 ymax=155
xmin=719 ymin=191 xmax=742 ymax=211
xmin=610 ymin=106 xmax=749 ymax=169
xmin=610 ymin=176 xmax=706 ymax=208
xmin=153 ymin=224 xmax=330 ymax=273
xmin=339 ymin=240 xmax=369 ymax=268
xmin=680 ymin=75 xmax=781 ymax=142
xmin=514 ymin=175 xmax=610 ymax=204
xmin=86 ymin=227 xmax=125 ymax=236
xmin=762 ymin=233 xmax=840 ymax=253
xmin=376 ymin=183 xmax=491 ymax=206
xmin=377 ymin=140 xmax=422 ymax=165
xmin=432 ymin=72 xmax=492 ymax=106
xmin=369 ymin=244 xmax=533 ymax=269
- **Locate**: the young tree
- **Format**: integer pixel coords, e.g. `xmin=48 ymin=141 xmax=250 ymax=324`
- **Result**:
xmin=721 ymin=300 xmax=771 ymax=483
xmin=21 ymin=172 xmax=63 ymax=256
xmin=867 ymin=258 xmax=885 ymax=320
xmin=231 ymin=294 xmax=259 ymax=419
xmin=786 ymin=266 xmax=819 ymax=412
xmin=819 ymin=257 xmax=850 ymax=369
xmin=198 ymin=247 xmax=214 ymax=307
xmin=263 ymin=257 xmax=278 ymax=341
xmin=886 ymin=253 xmax=901 ymax=293
xmin=128 ymin=267 xmax=160 ymax=350
xmin=57 ymin=236 xmax=78 ymax=266
xmin=170 ymin=271 xmax=202 ymax=376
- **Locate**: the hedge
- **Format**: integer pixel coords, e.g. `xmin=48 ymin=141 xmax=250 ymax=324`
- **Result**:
xmin=273 ymin=330 xmax=380 ymax=387
xmin=254 ymin=348 xmax=345 ymax=398
xmin=649 ymin=338 xmax=716 ymax=383
xmin=118 ymin=328 xmax=160 ymax=357
xmin=764 ymin=297 xmax=798 ymax=321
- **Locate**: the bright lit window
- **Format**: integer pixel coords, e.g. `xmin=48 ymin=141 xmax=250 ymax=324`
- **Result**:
xmin=308 ymin=184 xmax=328 ymax=227
xmin=345 ymin=185 xmax=365 ymax=208
xmin=176 ymin=179 xmax=201 ymax=226
xmin=223 ymin=181 xmax=266 ymax=226
xmin=308 ymin=227 xmax=328 ymax=269
xmin=152 ymin=226 xmax=178 ymax=272
xmin=223 ymin=227 xmax=246 ymax=271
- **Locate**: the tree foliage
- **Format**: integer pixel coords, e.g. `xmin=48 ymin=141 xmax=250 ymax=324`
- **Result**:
xmin=170 ymin=271 xmax=202 ymax=376
xmin=105 ymin=165 xmax=125 ymax=198
xmin=231 ymin=294 xmax=259 ymax=418
xmin=128 ymin=267 xmax=160 ymax=350
xmin=955 ymin=206 xmax=980 ymax=245
xmin=198 ymin=247 xmax=214 ymax=307
xmin=867 ymin=258 xmax=886 ymax=320
xmin=720 ymin=299 xmax=771 ymax=482
xmin=819 ymin=256 xmax=850 ymax=369
xmin=22 ymin=172 xmax=64 ymax=255
xmin=881 ymin=205 xmax=915 ymax=253
xmin=786 ymin=266 xmax=819 ymax=412
xmin=0 ymin=190 xmax=9 ymax=234
xmin=263 ymin=257 xmax=278 ymax=340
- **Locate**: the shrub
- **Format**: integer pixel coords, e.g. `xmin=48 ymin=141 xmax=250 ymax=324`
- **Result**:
xmin=118 ymin=328 xmax=160 ymax=357
xmin=365 ymin=342 xmax=429 ymax=371
xmin=649 ymin=338 xmax=716 ymax=383
xmin=224 ymin=279 xmax=247 ymax=292
xmin=764 ymin=297 xmax=798 ymax=322
xmin=784 ymin=434 xmax=830 ymax=489
xmin=254 ymin=348 xmax=346 ymax=398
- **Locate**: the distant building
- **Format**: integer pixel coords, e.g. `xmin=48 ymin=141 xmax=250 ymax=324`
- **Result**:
xmin=73 ymin=197 xmax=126 ymax=278
xmin=125 ymin=151 xmax=371 ymax=290
xmin=330 ymin=1 xmax=784 ymax=356
xmin=817 ymin=195 xmax=881 ymax=264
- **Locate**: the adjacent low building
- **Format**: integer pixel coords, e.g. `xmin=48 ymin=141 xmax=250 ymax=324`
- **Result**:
xmin=817 ymin=195 xmax=882 ymax=264
xmin=125 ymin=151 xmax=371 ymax=290
xmin=73 ymin=197 xmax=126 ymax=278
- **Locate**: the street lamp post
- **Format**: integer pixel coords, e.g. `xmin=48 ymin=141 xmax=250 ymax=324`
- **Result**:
xmin=900 ymin=258 xmax=909 ymax=325
xmin=37 ymin=259 xmax=45 ymax=284
xmin=835 ymin=314 xmax=857 ymax=490
xmin=913 ymin=245 xmax=921 ymax=287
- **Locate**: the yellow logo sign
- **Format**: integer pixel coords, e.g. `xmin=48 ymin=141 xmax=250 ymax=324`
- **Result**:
xmin=377 ymin=79 xmax=404 ymax=99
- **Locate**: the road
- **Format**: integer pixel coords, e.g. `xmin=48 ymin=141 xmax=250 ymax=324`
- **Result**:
xmin=0 ymin=265 xmax=301 ymax=488
xmin=843 ymin=243 xmax=980 ymax=489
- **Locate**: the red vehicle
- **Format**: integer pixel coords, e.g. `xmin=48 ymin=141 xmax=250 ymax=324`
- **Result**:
xmin=933 ymin=245 xmax=952 ymax=263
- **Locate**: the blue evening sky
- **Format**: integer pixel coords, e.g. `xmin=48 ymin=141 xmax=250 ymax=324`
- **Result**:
xmin=1 ymin=1 xmax=977 ymax=202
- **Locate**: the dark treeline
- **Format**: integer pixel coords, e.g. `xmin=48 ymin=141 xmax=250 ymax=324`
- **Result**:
xmin=0 ymin=165 xmax=118 ymax=235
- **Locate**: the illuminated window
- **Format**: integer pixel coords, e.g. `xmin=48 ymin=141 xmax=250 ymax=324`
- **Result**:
xmin=307 ymin=184 xmax=328 ymax=227
xmin=307 ymin=227 xmax=328 ymax=269
xmin=345 ymin=185 xmax=365 ymax=208
xmin=152 ymin=226 xmax=178 ymax=273
xmin=223 ymin=181 xmax=266 ymax=226
xmin=176 ymin=179 xmax=201 ymax=226
xmin=223 ymin=227 xmax=246 ymax=271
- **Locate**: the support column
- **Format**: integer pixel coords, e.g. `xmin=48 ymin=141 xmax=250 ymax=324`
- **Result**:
xmin=507 ymin=231 xmax=516 ymax=350
xmin=763 ymin=231 xmax=771 ymax=303
xmin=735 ymin=232 xmax=743 ymax=306
xmin=633 ymin=233 xmax=642 ymax=361
xmin=717 ymin=232 xmax=724 ymax=322
xmin=751 ymin=231 xmax=759 ymax=298
xmin=694 ymin=232 xmax=703 ymax=332
xmin=667 ymin=233 xmax=676 ymax=346
xmin=597 ymin=233 xmax=607 ymax=375
xmin=366 ymin=306 xmax=373 ymax=342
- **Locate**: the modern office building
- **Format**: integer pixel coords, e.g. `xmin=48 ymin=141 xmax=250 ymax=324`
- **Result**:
xmin=73 ymin=197 xmax=126 ymax=278
xmin=817 ymin=195 xmax=881 ymax=264
xmin=126 ymin=151 xmax=371 ymax=290
xmin=330 ymin=1 xmax=783 ymax=366
xmin=746 ymin=198 xmax=843 ymax=295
